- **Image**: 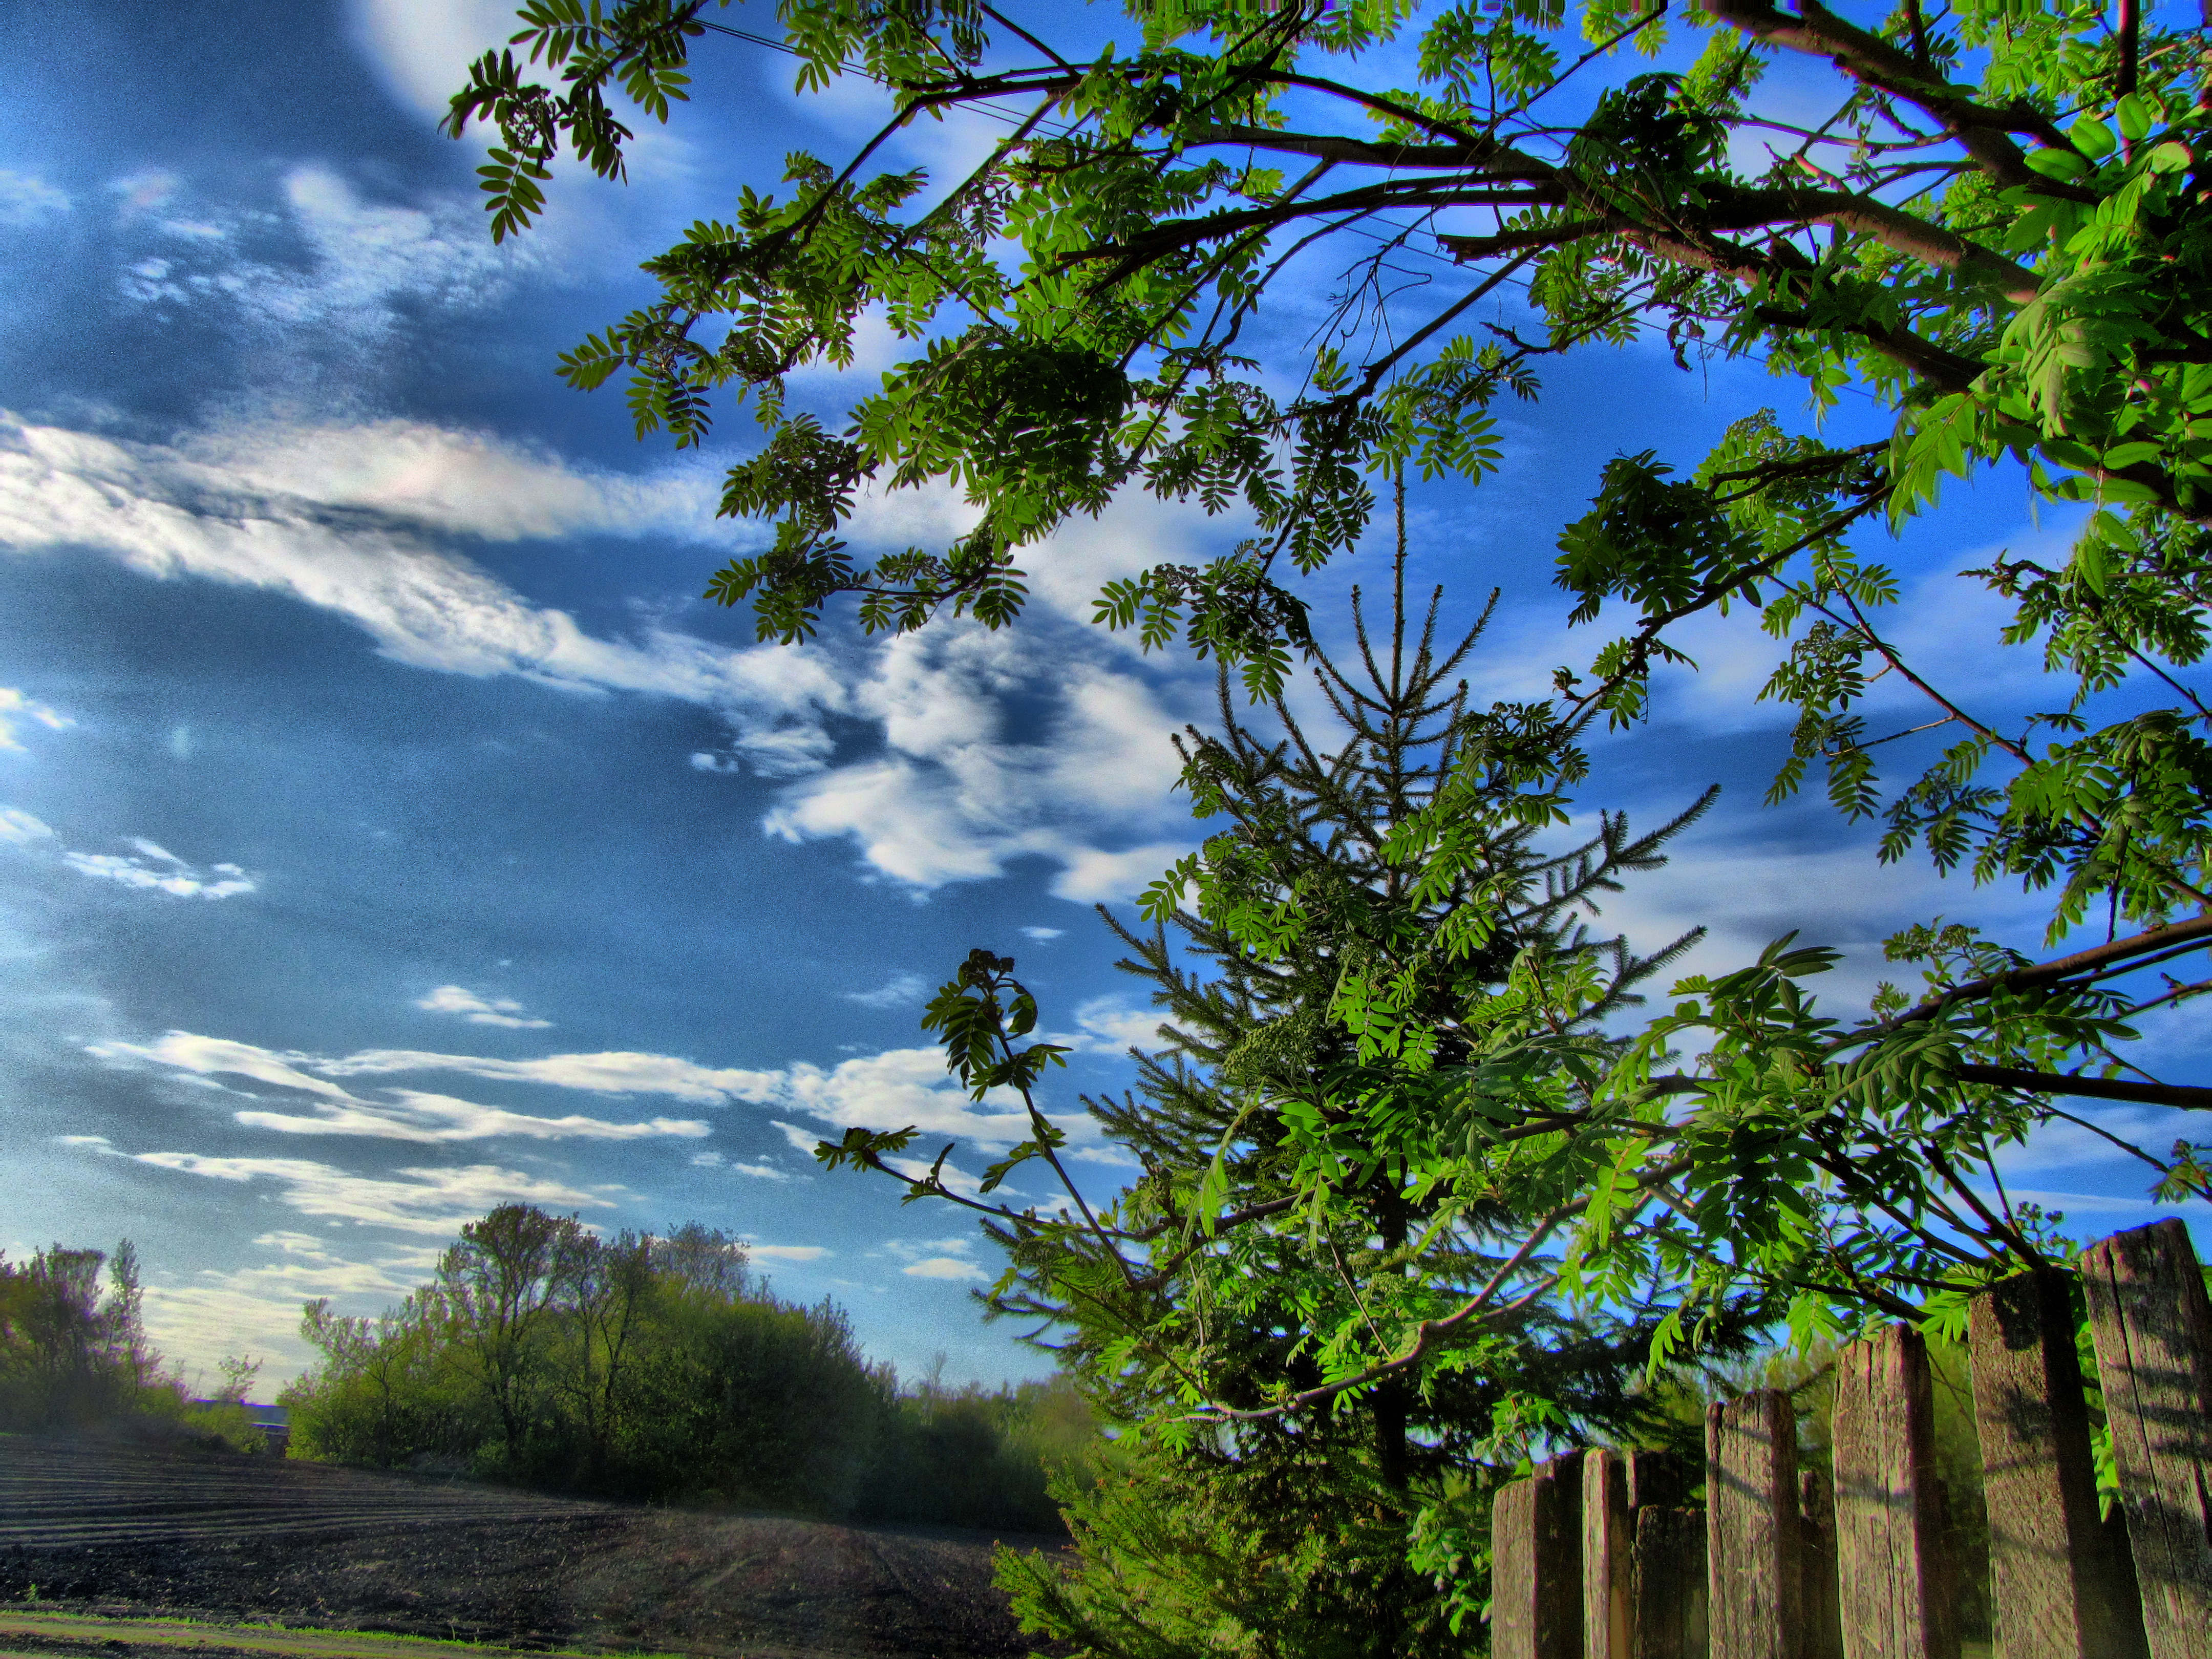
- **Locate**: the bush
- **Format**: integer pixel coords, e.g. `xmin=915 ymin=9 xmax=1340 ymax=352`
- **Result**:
xmin=282 ymin=1206 xmax=1094 ymax=1532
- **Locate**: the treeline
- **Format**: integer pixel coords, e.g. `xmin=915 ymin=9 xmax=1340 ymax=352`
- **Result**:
xmin=282 ymin=1204 xmax=1089 ymax=1531
xmin=0 ymin=1240 xmax=265 ymax=1450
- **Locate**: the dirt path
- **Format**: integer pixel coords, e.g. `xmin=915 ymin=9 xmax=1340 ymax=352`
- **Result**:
xmin=0 ymin=1437 xmax=1061 ymax=1659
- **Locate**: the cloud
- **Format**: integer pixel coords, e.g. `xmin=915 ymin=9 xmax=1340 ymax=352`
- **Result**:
xmin=773 ymin=1120 xmax=825 ymax=1155
xmin=183 ymin=1031 xmax=1100 ymax=1161
xmin=0 ymin=688 xmax=71 ymax=750
xmin=1055 ymin=997 xmax=1166 ymax=1055
xmin=347 ymin=0 xmax=526 ymax=124
xmin=415 ymin=984 xmax=552 ymax=1029
xmin=899 ymin=1256 xmax=987 ymax=1281
xmin=0 ymin=808 xmax=53 ymax=845
xmin=115 ymin=166 xmax=533 ymax=353
xmin=846 ymin=973 xmax=926 ymax=1009
xmin=883 ymin=1234 xmax=989 ymax=1281
xmin=60 ymin=840 xmax=256 ymax=900
xmin=1020 ymin=926 xmax=1064 ymax=941
xmin=0 ymin=171 xmax=70 ymax=227
xmin=0 ymin=413 xmax=851 ymax=774
xmin=320 ymin=1046 xmax=784 ymax=1102
xmin=761 ymin=628 xmax=1197 ymax=895
xmin=749 ymin=1244 xmax=829 ymax=1262
xmin=0 ymin=409 xmax=1225 ymax=895
xmin=121 ymin=1151 xmax=611 ymax=1234
xmin=89 ymin=1031 xmax=712 ymax=1144
xmin=690 ymin=1146 xmax=791 ymax=1180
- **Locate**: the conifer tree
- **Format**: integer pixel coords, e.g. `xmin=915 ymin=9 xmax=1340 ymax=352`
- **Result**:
xmin=824 ymin=517 xmax=1766 ymax=1655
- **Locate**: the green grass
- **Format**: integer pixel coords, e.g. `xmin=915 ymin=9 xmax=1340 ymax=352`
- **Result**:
xmin=0 ymin=1610 xmax=686 ymax=1659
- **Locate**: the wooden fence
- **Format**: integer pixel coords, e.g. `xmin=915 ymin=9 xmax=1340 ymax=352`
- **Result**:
xmin=1490 ymin=1217 xmax=2212 ymax=1659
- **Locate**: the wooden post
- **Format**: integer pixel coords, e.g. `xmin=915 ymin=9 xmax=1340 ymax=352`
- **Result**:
xmin=1799 ymin=1467 xmax=1844 ymax=1659
xmin=1495 ymin=1453 xmax=1586 ymax=1659
xmin=1969 ymin=1269 xmax=2150 ymax=1659
xmin=1586 ymin=1450 xmax=1634 ymax=1659
xmin=2081 ymin=1219 xmax=2212 ymax=1659
xmin=1707 ymin=1391 xmax=1800 ymax=1659
xmin=1585 ymin=1451 xmax=1684 ymax=1659
xmin=1632 ymin=1506 xmax=1708 ymax=1659
xmin=1830 ymin=1324 xmax=1958 ymax=1659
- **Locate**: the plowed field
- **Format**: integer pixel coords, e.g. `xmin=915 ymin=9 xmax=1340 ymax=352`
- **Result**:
xmin=0 ymin=1437 xmax=1057 ymax=1659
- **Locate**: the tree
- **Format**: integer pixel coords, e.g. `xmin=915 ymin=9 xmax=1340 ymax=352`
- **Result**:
xmin=435 ymin=1203 xmax=589 ymax=1455
xmin=0 ymin=1240 xmax=176 ymax=1431
xmin=451 ymin=0 xmax=2212 ymax=1283
xmin=822 ymin=535 xmax=1762 ymax=1654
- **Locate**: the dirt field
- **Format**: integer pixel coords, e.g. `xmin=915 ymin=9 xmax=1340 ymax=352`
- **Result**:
xmin=0 ymin=1436 xmax=1061 ymax=1659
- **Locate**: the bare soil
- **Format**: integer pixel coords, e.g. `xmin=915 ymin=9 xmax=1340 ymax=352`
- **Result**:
xmin=0 ymin=1436 xmax=1062 ymax=1659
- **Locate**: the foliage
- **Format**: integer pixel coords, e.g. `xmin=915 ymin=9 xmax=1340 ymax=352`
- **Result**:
xmin=443 ymin=0 xmax=2212 ymax=1633
xmin=443 ymin=0 xmax=2212 ymax=1238
xmin=0 ymin=1241 xmax=172 ymax=1433
xmin=0 ymin=1239 xmax=274 ymax=1451
xmin=827 ymin=545 xmax=1768 ymax=1654
xmin=282 ymin=1205 xmax=1087 ymax=1529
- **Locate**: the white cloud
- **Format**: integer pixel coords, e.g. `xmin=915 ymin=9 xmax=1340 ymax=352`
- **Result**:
xmin=89 ymin=1031 xmax=712 ymax=1144
xmin=415 ymin=984 xmax=552 ymax=1029
xmin=0 ymin=688 xmax=71 ymax=750
xmin=0 ymin=413 xmax=848 ymax=774
xmin=0 ymin=407 xmax=1224 ymax=899
xmin=900 ymin=1256 xmax=988 ymax=1281
xmin=773 ymin=1119 xmax=826 ymax=1155
xmin=761 ymin=627 xmax=1197 ymax=895
xmin=726 ymin=1160 xmax=791 ymax=1181
xmin=0 ymin=171 xmax=70 ymax=227
xmin=749 ymin=1244 xmax=829 ymax=1262
xmin=320 ymin=1046 xmax=784 ymax=1102
xmin=347 ymin=0 xmax=528 ymax=123
xmin=114 ymin=166 xmax=534 ymax=352
xmin=1020 ymin=926 xmax=1064 ymax=941
xmin=0 ymin=807 xmax=53 ymax=845
xmin=1056 ymin=997 xmax=1166 ymax=1055
xmin=846 ymin=972 xmax=927 ymax=1009
xmin=123 ymin=1151 xmax=610 ymax=1234
xmin=60 ymin=842 xmax=255 ymax=900
xmin=884 ymin=1233 xmax=988 ymax=1281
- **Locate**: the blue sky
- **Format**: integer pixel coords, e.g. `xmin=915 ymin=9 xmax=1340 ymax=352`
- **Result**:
xmin=1 ymin=0 xmax=2203 ymax=1392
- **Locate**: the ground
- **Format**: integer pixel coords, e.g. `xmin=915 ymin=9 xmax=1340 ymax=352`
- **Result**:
xmin=0 ymin=1436 xmax=1061 ymax=1659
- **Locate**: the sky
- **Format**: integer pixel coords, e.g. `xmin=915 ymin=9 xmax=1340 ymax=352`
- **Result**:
xmin=0 ymin=0 xmax=2204 ymax=1393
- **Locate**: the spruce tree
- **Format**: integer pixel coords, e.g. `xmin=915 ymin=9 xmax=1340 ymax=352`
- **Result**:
xmin=825 ymin=518 xmax=1770 ymax=1657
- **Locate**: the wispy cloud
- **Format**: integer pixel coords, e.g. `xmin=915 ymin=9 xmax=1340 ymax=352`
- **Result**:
xmin=846 ymin=972 xmax=926 ymax=1010
xmin=0 ymin=171 xmax=70 ymax=227
xmin=62 ymin=839 xmax=256 ymax=900
xmin=120 ymin=1150 xmax=613 ymax=1233
xmin=414 ymin=985 xmax=552 ymax=1029
xmin=89 ymin=1031 xmax=711 ymax=1144
xmin=0 ymin=688 xmax=71 ymax=750
xmin=883 ymin=1235 xmax=987 ymax=1282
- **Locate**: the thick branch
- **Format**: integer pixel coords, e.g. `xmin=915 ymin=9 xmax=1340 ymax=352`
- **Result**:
xmin=1953 ymin=1063 xmax=2212 ymax=1112
xmin=1699 ymin=0 xmax=2086 ymax=195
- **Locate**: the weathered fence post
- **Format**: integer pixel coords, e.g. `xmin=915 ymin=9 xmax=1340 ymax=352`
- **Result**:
xmin=1494 ymin=1452 xmax=1586 ymax=1659
xmin=1585 ymin=1451 xmax=1683 ymax=1659
xmin=1969 ymin=1269 xmax=2150 ymax=1659
xmin=1585 ymin=1450 xmax=1634 ymax=1659
xmin=2081 ymin=1218 xmax=2212 ymax=1659
xmin=1830 ymin=1324 xmax=1958 ymax=1659
xmin=1798 ymin=1467 xmax=1844 ymax=1659
xmin=1707 ymin=1390 xmax=1800 ymax=1659
xmin=1632 ymin=1506 xmax=1708 ymax=1659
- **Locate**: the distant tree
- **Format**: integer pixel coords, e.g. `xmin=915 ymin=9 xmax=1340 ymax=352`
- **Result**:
xmin=285 ymin=1208 xmax=1074 ymax=1526
xmin=0 ymin=1240 xmax=179 ymax=1431
xmin=435 ymin=1203 xmax=589 ymax=1455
